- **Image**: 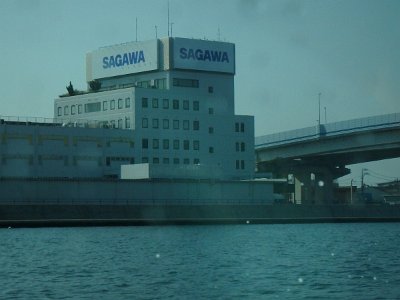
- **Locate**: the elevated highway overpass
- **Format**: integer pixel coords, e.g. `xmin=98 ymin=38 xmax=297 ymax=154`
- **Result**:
xmin=255 ymin=113 xmax=400 ymax=204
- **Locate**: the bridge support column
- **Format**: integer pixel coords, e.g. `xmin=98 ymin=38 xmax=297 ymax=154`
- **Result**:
xmin=290 ymin=168 xmax=335 ymax=204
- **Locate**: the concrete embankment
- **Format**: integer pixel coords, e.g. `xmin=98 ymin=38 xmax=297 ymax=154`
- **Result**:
xmin=1 ymin=204 xmax=400 ymax=227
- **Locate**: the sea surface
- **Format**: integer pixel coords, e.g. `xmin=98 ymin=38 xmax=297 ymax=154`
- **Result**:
xmin=1 ymin=223 xmax=400 ymax=299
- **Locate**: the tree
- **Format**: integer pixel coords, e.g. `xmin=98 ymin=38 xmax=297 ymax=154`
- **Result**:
xmin=89 ymin=80 xmax=102 ymax=92
xmin=66 ymin=81 xmax=75 ymax=96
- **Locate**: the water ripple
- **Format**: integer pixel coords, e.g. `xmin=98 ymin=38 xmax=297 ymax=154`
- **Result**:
xmin=1 ymin=224 xmax=400 ymax=299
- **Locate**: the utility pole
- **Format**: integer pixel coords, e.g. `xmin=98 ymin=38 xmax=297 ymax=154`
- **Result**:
xmin=350 ymin=179 xmax=353 ymax=205
xmin=361 ymin=168 xmax=369 ymax=193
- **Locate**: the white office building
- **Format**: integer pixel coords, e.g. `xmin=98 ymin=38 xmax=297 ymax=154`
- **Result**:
xmin=54 ymin=37 xmax=255 ymax=180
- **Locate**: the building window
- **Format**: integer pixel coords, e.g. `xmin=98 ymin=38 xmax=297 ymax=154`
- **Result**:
xmin=183 ymin=140 xmax=190 ymax=150
xmin=142 ymin=118 xmax=148 ymax=128
xmin=118 ymin=98 xmax=123 ymax=109
xmin=152 ymin=118 xmax=159 ymax=129
xmin=142 ymin=139 xmax=148 ymax=149
xmin=193 ymin=121 xmax=199 ymax=131
xmin=241 ymin=160 xmax=245 ymax=169
xmin=173 ymin=158 xmax=180 ymax=164
xmin=155 ymin=78 xmax=166 ymax=90
xmin=142 ymin=97 xmax=148 ymax=108
xmin=193 ymin=140 xmax=199 ymax=150
xmin=236 ymin=142 xmax=240 ymax=152
xmin=152 ymin=98 xmax=158 ymax=108
xmin=163 ymin=119 xmax=169 ymax=129
xmin=173 ymin=78 xmax=199 ymax=88
xmin=209 ymin=108 xmax=214 ymax=115
xmin=183 ymin=158 xmax=190 ymax=164
xmin=110 ymin=120 xmax=116 ymax=128
xmin=152 ymin=139 xmax=159 ymax=149
xmin=183 ymin=100 xmax=189 ymax=110
xmin=241 ymin=142 xmax=245 ymax=152
xmin=173 ymin=99 xmax=179 ymax=110
xmin=110 ymin=100 xmax=115 ymax=110
xmin=163 ymin=98 xmax=169 ymax=109
xmin=163 ymin=157 xmax=170 ymax=164
xmin=241 ymin=123 xmax=245 ymax=132
xmin=125 ymin=97 xmax=130 ymax=108
xmin=78 ymin=104 xmax=83 ymax=114
xmin=142 ymin=157 xmax=149 ymax=163
xmin=208 ymin=86 xmax=214 ymax=93
xmin=173 ymin=120 xmax=179 ymax=130
xmin=183 ymin=120 xmax=189 ymax=130
xmin=118 ymin=119 xmax=123 ymax=129
xmin=137 ymin=80 xmax=150 ymax=88
xmin=163 ymin=139 xmax=169 ymax=150
xmin=193 ymin=101 xmax=199 ymax=111
xmin=64 ymin=106 xmax=69 ymax=115
xmin=57 ymin=107 xmax=62 ymax=116
xmin=85 ymin=102 xmax=101 ymax=113
xmin=103 ymin=101 xmax=108 ymax=111
xmin=125 ymin=117 xmax=131 ymax=129
xmin=235 ymin=122 xmax=239 ymax=132
xmin=236 ymin=160 xmax=240 ymax=170
xmin=209 ymin=147 xmax=214 ymax=154
xmin=153 ymin=157 xmax=160 ymax=164
xmin=71 ymin=105 xmax=76 ymax=115
xmin=209 ymin=127 xmax=214 ymax=134
xmin=194 ymin=158 xmax=200 ymax=165
xmin=173 ymin=139 xmax=180 ymax=150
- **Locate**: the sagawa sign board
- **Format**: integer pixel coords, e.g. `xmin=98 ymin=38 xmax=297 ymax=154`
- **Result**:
xmin=87 ymin=40 xmax=158 ymax=80
xmin=172 ymin=38 xmax=235 ymax=74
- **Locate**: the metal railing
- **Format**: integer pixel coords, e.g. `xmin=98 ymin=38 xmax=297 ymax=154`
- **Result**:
xmin=256 ymin=112 xmax=400 ymax=148
xmin=0 ymin=115 xmax=129 ymax=130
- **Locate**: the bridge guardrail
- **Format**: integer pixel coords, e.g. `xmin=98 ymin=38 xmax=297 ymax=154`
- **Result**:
xmin=256 ymin=112 xmax=400 ymax=148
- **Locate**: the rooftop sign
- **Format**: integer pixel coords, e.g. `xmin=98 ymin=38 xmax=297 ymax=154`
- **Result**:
xmin=172 ymin=38 xmax=235 ymax=74
xmin=86 ymin=40 xmax=158 ymax=81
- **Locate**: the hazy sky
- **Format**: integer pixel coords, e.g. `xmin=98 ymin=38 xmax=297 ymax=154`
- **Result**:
xmin=0 ymin=0 xmax=399 ymax=185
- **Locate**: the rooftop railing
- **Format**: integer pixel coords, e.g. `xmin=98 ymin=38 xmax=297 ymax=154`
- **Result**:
xmin=0 ymin=115 xmax=128 ymax=129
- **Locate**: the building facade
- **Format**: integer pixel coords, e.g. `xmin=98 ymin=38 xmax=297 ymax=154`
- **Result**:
xmin=54 ymin=37 xmax=255 ymax=180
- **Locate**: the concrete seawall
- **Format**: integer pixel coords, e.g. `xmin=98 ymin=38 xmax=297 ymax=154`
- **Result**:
xmin=1 ymin=204 xmax=400 ymax=227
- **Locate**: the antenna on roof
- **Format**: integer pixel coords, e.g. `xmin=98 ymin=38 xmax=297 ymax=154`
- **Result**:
xmin=155 ymin=25 xmax=158 ymax=39
xmin=136 ymin=17 xmax=138 ymax=42
xmin=218 ymin=26 xmax=221 ymax=41
xmin=167 ymin=1 xmax=170 ymax=37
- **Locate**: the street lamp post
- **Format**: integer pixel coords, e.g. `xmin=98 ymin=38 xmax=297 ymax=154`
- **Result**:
xmin=318 ymin=92 xmax=321 ymax=127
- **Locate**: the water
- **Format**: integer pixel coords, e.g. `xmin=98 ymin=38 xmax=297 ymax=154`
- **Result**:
xmin=1 ymin=223 xmax=400 ymax=299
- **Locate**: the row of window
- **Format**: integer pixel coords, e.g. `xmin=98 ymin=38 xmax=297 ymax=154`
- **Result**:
xmin=172 ymin=78 xmax=199 ymax=88
xmin=1 ymin=154 xmax=245 ymax=170
xmin=58 ymin=97 xmax=131 ymax=116
xmin=142 ymin=139 xmax=200 ymax=151
xmin=142 ymin=118 xmax=200 ymax=131
xmin=99 ymin=117 xmax=131 ymax=129
xmin=142 ymin=97 xmax=200 ymax=111
xmin=141 ymin=157 xmax=200 ymax=165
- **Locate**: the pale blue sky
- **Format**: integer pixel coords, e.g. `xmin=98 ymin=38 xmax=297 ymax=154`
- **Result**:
xmin=0 ymin=0 xmax=399 ymax=185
